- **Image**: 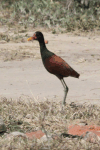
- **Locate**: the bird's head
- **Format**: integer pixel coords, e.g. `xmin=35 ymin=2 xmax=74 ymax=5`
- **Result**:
xmin=27 ymin=31 xmax=48 ymax=44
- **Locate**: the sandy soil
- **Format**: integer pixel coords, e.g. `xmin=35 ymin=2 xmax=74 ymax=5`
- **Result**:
xmin=0 ymin=31 xmax=100 ymax=104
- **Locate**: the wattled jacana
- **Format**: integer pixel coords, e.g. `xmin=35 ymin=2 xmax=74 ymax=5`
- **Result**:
xmin=27 ymin=31 xmax=80 ymax=105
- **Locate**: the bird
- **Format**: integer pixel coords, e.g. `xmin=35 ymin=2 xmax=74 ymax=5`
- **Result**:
xmin=27 ymin=31 xmax=80 ymax=106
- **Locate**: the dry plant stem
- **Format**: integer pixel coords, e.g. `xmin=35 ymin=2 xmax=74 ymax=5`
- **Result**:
xmin=23 ymin=75 xmax=41 ymax=111
xmin=41 ymin=112 xmax=51 ymax=149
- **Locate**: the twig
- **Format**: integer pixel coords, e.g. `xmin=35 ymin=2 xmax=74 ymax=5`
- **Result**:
xmin=90 ymin=88 xmax=100 ymax=91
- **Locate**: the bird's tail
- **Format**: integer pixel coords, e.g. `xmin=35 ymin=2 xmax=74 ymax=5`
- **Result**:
xmin=76 ymin=73 xmax=80 ymax=78
xmin=71 ymin=70 xmax=80 ymax=78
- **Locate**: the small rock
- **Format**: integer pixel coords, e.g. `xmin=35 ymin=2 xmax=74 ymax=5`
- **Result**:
xmin=0 ymin=116 xmax=6 ymax=133
xmin=80 ymin=139 xmax=86 ymax=145
xmin=78 ymin=123 xmax=87 ymax=126
xmin=77 ymin=57 xmax=86 ymax=63
xmin=83 ymin=132 xmax=100 ymax=144
xmin=78 ymin=121 xmax=88 ymax=126
xmin=26 ymin=114 xmax=32 ymax=119
xmin=10 ymin=131 xmax=26 ymax=137
xmin=26 ymin=130 xmax=45 ymax=139
xmin=38 ymin=135 xmax=48 ymax=143
xmin=0 ymin=40 xmax=7 ymax=44
xmin=21 ymin=38 xmax=25 ymax=43
xmin=6 ymin=131 xmax=26 ymax=139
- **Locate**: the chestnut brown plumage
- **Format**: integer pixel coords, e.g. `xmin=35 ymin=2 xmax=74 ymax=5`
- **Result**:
xmin=27 ymin=31 xmax=80 ymax=105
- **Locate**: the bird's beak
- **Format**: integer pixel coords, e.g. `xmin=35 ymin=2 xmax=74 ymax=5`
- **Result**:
xmin=27 ymin=34 xmax=37 ymax=41
xmin=27 ymin=37 xmax=34 ymax=41
xmin=27 ymin=34 xmax=48 ymax=44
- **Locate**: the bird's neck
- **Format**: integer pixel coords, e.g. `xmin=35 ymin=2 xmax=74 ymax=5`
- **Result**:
xmin=39 ymin=40 xmax=47 ymax=54
xmin=38 ymin=40 xmax=55 ymax=62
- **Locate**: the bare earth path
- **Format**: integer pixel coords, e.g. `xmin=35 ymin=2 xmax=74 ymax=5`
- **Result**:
xmin=0 ymin=31 xmax=100 ymax=104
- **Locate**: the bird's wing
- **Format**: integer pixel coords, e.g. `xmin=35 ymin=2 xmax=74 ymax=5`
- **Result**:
xmin=44 ymin=55 xmax=73 ymax=75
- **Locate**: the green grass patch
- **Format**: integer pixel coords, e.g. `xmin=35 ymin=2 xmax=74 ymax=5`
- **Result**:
xmin=0 ymin=0 xmax=100 ymax=33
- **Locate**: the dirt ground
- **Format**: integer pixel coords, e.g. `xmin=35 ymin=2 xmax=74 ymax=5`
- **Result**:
xmin=0 ymin=29 xmax=100 ymax=104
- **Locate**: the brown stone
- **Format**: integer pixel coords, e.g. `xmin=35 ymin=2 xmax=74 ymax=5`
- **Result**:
xmin=26 ymin=130 xmax=45 ymax=139
xmin=68 ymin=125 xmax=100 ymax=137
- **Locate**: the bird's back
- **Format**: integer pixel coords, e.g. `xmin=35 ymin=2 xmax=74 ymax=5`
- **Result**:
xmin=44 ymin=54 xmax=80 ymax=79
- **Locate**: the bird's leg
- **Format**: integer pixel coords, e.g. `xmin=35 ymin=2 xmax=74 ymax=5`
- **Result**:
xmin=61 ymin=79 xmax=69 ymax=105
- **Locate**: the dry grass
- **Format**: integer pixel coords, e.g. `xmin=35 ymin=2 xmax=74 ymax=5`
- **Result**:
xmin=0 ymin=31 xmax=41 ymax=61
xmin=0 ymin=48 xmax=36 ymax=61
xmin=0 ymin=97 xmax=100 ymax=149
